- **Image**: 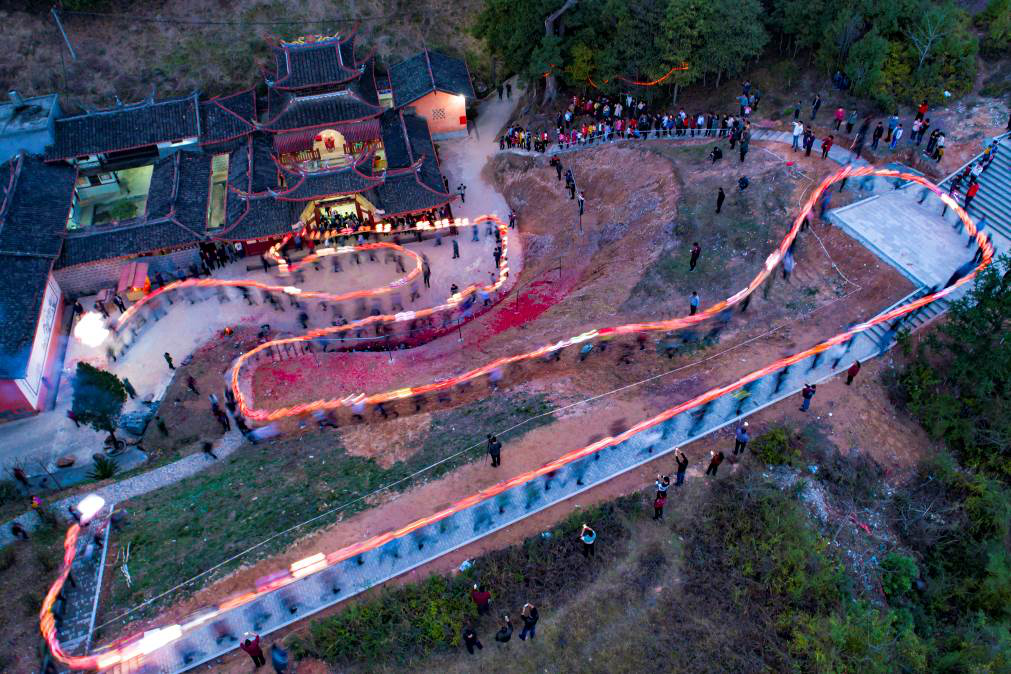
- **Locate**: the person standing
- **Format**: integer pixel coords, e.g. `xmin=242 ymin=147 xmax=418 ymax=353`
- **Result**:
xmin=886 ymin=113 xmax=899 ymax=142
xmin=486 ymin=434 xmax=502 ymax=467
xmin=112 ymin=293 xmax=127 ymax=313
xmin=716 ymin=187 xmax=726 ymax=213
xmin=270 ymin=643 xmax=289 ymax=673
xmin=164 ymin=352 xmax=175 ymax=370
xmin=845 ymin=109 xmax=857 ymax=134
xmin=793 ymin=100 xmax=802 ymax=120
xmin=675 ymin=450 xmax=688 ymax=486
xmin=810 ymin=93 xmax=822 ymax=120
xmin=240 ymin=633 xmax=266 ymax=667
xmin=799 ymin=383 xmax=817 ymax=411
xmin=462 ymin=624 xmax=483 ymax=654
xmin=821 ymin=135 xmax=834 ymax=159
xmin=803 ymin=129 xmax=815 ymax=157
xmin=653 ymin=492 xmax=667 ymax=520
xmin=889 ymin=123 xmax=903 ymax=150
xmin=519 ymin=603 xmax=539 ymax=640
xmin=791 ymin=120 xmax=804 ymax=151
xmin=964 ymin=181 xmax=979 ymax=213
xmin=495 ymin=615 xmax=513 ymax=645
xmin=833 ymin=107 xmax=845 ymax=130
xmin=689 ymin=242 xmax=702 ymax=271
xmin=471 ymin=584 xmax=492 ymax=615
xmin=505 ymin=82 xmax=512 ymax=98
xmin=577 ymin=191 xmax=585 ymax=216
xmin=915 ymin=99 xmax=928 ymax=121
xmin=845 ymin=360 xmax=861 ymax=385
xmin=705 ymin=450 xmax=724 ymax=476
xmin=782 ymin=250 xmax=795 ymax=281
xmin=734 ymin=422 xmax=750 ymax=455
xmin=655 ymin=473 xmax=671 ymax=499
xmin=122 ymin=378 xmax=137 ymax=400
xmin=689 ymin=291 xmax=700 ymax=316
xmin=452 ymin=238 xmax=460 ymax=259
xmin=422 ymin=259 xmax=431 ymax=288
xmin=579 ymin=523 xmax=597 ymax=558
xmin=551 ymin=157 xmax=563 ymax=181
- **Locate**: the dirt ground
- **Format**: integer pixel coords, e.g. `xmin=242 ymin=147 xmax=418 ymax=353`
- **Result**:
xmin=0 ymin=0 xmax=490 ymax=109
xmin=99 ymin=142 xmax=927 ymax=657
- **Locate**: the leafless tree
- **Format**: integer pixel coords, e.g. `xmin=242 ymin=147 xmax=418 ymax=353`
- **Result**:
xmin=905 ymin=8 xmax=951 ymax=71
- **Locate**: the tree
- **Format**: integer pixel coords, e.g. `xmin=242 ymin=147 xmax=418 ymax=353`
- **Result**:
xmin=696 ymin=0 xmax=769 ymax=88
xmin=977 ymin=0 xmax=1011 ymax=56
xmin=845 ymin=30 xmax=889 ymax=101
xmin=541 ymin=0 xmax=578 ymax=103
xmin=563 ymin=42 xmax=595 ymax=91
xmin=904 ymin=3 xmax=954 ymax=71
xmin=71 ymin=362 xmax=127 ymax=447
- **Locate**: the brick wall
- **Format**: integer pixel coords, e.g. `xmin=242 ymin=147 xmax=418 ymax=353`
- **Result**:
xmin=55 ymin=247 xmax=200 ymax=298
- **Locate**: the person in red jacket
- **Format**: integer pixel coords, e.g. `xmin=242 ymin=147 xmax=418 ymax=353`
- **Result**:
xmin=471 ymin=584 xmax=492 ymax=615
xmin=964 ymin=182 xmax=979 ymax=213
xmin=915 ymin=99 xmax=928 ymax=121
xmin=846 ymin=360 xmax=861 ymax=385
xmin=821 ymin=135 xmax=834 ymax=159
xmin=240 ymin=633 xmax=266 ymax=667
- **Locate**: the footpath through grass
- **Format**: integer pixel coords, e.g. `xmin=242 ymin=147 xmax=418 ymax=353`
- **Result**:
xmin=100 ymin=392 xmax=553 ymax=629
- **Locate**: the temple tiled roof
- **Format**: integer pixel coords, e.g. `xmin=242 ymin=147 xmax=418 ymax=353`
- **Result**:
xmin=0 ymin=255 xmax=56 ymax=379
xmin=46 ymin=94 xmax=201 ymax=160
xmin=0 ymin=154 xmax=75 ymax=258
xmin=200 ymin=89 xmax=256 ymax=145
xmin=56 ymin=153 xmax=211 ymax=268
xmin=274 ymin=154 xmax=383 ymax=201
xmin=268 ymin=31 xmax=361 ymax=91
xmin=389 ymin=50 xmax=475 ymax=107
xmin=367 ymin=170 xmax=454 ymax=217
xmin=259 ymin=88 xmax=382 ymax=132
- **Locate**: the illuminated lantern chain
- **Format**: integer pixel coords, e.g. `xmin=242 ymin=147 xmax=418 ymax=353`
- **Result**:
xmin=41 ymin=169 xmax=992 ymax=670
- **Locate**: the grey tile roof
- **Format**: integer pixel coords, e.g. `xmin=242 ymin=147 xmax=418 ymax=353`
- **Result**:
xmin=46 ymin=94 xmax=201 ymax=160
xmin=0 ymin=255 xmax=55 ymax=379
xmin=0 ymin=154 xmax=75 ymax=258
xmin=389 ymin=50 xmax=475 ymax=107
xmin=218 ymin=196 xmax=301 ymax=241
xmin=367 ymin=170 xmax=453 ymax=217
xmin=402 ymin=112 xmax=445 ymax=192
xmin=56 ymin=153 xmax=210 ymax=268
xmin=259 ymin=88 xmax=382 ymax=132
xmin=275 ymin=157 xmax=382 ymax=202
xmin=200 ymin=89 xmax=255 ymax=145
xmin=379 ymin=108 xmax=411 ymax=168
xmin=268 ymin=33 xmax=361 ymax=91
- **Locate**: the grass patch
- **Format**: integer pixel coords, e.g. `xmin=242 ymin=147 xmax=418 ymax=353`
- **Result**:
xmin=622 ymin=157 xmax=791 ymax=311
xmin=103 ymin=393 xmax=554 ymax=623
xmin=290 ymin=495 xmax=644 ymax=668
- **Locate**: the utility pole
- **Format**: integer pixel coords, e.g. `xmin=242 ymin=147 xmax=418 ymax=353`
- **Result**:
xmin=51 ymin=7 xmax=78 ymax=90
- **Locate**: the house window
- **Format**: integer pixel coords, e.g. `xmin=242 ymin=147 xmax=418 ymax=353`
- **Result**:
xmin=432 ymin=108 xmax=446 ymax=120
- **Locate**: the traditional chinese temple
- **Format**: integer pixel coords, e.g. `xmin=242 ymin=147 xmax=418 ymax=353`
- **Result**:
xmin=0 ymin=30 xmax=475 ymax=419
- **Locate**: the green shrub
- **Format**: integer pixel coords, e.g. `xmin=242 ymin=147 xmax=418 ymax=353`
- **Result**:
xmin=88 ymin=455 xmax=120 ymax=481
xmin=750 ymin=425 xmax=802 ymax=466
xmin=880 ymin=553 xmax=918 ymax=600
xmin=106 ymin=200 xmax=138 ymax=223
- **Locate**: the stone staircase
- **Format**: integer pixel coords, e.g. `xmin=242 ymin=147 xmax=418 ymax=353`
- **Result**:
xmin=937 ymin=132 xmax=1011 ymax=242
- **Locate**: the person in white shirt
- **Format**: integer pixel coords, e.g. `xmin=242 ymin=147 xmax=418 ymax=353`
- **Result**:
xmin=792 ymin=120 xmax=804 ymax=151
